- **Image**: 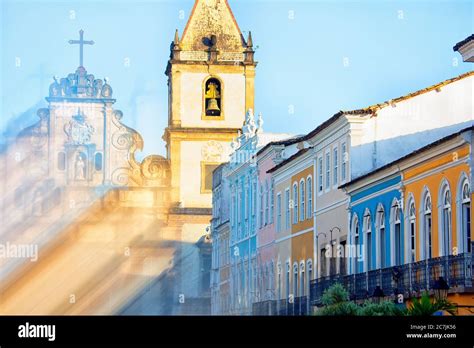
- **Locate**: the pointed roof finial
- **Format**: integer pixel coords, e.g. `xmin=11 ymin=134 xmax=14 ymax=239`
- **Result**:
xmin=174 ymin=29 xmax=180 ymax=45
xmin=247 ymin=31 xmax=253 ymax=48
xmin=256 ymin=112 xmax=264 ymax=133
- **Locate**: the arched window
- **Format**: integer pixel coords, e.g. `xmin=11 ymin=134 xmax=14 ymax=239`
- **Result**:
xmin=299 ymin=179 xmax=305 ymax=221
xmin=299 ymin=261 xmax=305 ymax=296
xmin=461 ymin=181 xmax=471 ymax=253
xmin=352 ymin=215 xmax=360 ymax=274
xmin=307 ymin=259 xmax=313 ymax=297
xmin=277 ymin=262 xmax=282 ymax=301
xmin=204 ymin=77 xmax=222 ymax=117
xmin=245 ymin=178 xmax=250 ymax=232
xmin=286 ymin=262 xmax=291 ymax=301
xmin=408 ymin=199 xmax=416 ymax=263
xmin=270 ymin=181 xmax=274 ymax=223
xmin=293 ymin=183 xmax=298 ymax=225
xmin=276 ymin=192 xmax=282 ymax=232
xmin=293 ymin=263 xmax=298 ymax=299
xmin=392 ymin=201 xmax=402 ymax=266
xmin=307 ymin=176 xmax=313 ymax=219
xmin=440 ymin=185 xmax=452 ymax=256
xmin=265 ymin=181 xmax=269 ymax=226
xmin=363 ymin=211 xmax=372 ymax=271
xmin=259 ymin=184 xmax=263 ymax=229
xmin=377 ymin=207 xmax=386 ymax=268
xmin=269 ymin=261 xmax=275 ymax=299
xmin=94 ymin=152 xmax=103 ymax=171
xmin=423 ymin=193 xmax=433 ymax=260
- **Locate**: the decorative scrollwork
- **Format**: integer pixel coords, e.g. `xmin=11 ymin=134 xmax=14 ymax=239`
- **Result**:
xmin=111 ymin=132 xmax=133 ymax=150
xmin=111 ymin=168 xmax=130 ymax=186
xmin=141 ymin=156 xmax=168 ymax=180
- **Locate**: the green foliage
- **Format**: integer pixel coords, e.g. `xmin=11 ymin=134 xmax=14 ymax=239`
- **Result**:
xmin=358 ymin=300 xmax=407 ymax=316
xmin=318 ymin=301 xmax=360 ymax=316
xmin=321 ymin=283 xmax=349 ymax=306
xmin=407 ymin=291 xmax=457 ymax=316
xmin=317 ymin=283 xmax=357 ymax=316
xmin=316 ymin=285 xmax=458 ymax=317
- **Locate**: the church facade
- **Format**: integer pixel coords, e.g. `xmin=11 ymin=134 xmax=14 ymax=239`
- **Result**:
xmin=0 ymin=0 xmax=251 ymax=315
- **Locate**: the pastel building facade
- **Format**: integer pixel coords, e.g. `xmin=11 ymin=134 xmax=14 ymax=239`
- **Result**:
xmin=209 ymin=35 xmax=474 ymax=315
xmin=401 ymin=128 xmax=473 ymax=312
xmin=225 ymin=111 xmax=293 ymax=315
xmin=327 ymin=127 xmax=473 ymax=312
xmin=210 ymin=164 xmax=231 ymax=315
xmin=268 ymin=145 xmax=314 ymax=315
xmin=306 ymin=71 xmax=473 ymax=307
xmin=252 ymin=141 xmax=286 ymax=314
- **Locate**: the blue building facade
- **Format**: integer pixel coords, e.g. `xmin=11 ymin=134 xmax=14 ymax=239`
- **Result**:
xmin=346 ymin=174 xmax=404 ymax=298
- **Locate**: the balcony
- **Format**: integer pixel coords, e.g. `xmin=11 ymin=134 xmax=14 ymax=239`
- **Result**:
xmin=274 ymin=296 xmax=310 ymax=316
xmin=310 ymin=252 xmax=473 ymax=306
xmin=251 ymin=300 xmax=277 ymax=316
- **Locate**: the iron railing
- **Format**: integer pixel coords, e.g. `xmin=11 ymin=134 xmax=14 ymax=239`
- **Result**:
xmin=310 ymin=252 xmax=473 ymax=306
xmin=252 ymin=300 xmax=277 ymax=316
xmin=274 ymin=296 xmax=310 ymax=316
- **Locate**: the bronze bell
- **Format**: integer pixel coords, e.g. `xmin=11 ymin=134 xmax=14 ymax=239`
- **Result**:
xmin=206 ymin=98 xmax=220 ymax=115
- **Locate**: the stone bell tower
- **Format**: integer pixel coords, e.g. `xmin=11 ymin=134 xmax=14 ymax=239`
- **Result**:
xmin=164 ymin=0 xmax=257 ymax=211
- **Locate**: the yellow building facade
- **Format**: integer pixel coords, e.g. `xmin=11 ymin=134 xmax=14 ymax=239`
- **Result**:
xmin=402 ymin=128 xmax=472 ymax=312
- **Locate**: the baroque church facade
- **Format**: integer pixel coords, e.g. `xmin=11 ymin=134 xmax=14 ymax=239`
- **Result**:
xmin=0 ymin=0 xmax=253 ymax=315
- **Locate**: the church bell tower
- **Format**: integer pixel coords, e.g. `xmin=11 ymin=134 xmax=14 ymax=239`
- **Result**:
xmin=164 ymin=0 xmax=257 ymax=211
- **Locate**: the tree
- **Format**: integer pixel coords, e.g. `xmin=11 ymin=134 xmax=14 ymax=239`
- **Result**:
xmin=317 ymin=283 xmax=359 ymax=316
xmin=407 ymin=291 xmax=457 ymax=316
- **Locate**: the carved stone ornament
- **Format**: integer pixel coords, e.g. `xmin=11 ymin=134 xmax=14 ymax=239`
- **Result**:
xmin=64 ymin=110 xmax=95 ymax=145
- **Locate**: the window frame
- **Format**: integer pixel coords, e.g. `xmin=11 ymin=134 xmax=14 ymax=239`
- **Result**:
xmin=292 ymin=182 xmax=298 ymax=225
xmin=325 ymin=151 xmax=331 ymax=191
xmin=299 ymin=179 xmax=305 ymax=222
xmin=307 ymin=176 xmax=313 ymax=219
xmin=318 ymin=156 xmax=323 ymax=194
xmin=202 ymin=76 xmax=225 ymax=121
xmin=333 ymin=146 xmax=339 ymax=188
xmin=341 ymin=142 xmax=347 ymax=183
xmin=200 ymin=162 xmax=220 ymax=194
xmin=276 ymin=192 xmax=282 ymax=232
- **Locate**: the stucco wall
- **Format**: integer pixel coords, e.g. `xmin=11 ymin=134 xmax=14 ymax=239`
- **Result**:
xmin=351 ymin=75 xmax=473 ymax=178
xmin=179 ymin=72 xmax=246 ymax=128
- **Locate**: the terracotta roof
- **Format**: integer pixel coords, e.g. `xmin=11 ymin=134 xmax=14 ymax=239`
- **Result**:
xmin=358 ymin=71 xmax=474 ymax=114
xmin=300 ymin=72 xmax=474 ymax=145
xmin=267 ymin=148 xmax=311 ymax=174
xmin=264 ymin=72 xmax=473 ymax=178
xmin=339 ymin=125 xmax=474 ymax=190
xmin=454 ymin=34 xmax=474 ymax=52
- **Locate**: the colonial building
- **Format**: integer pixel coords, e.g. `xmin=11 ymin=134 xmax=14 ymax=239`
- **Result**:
xmin=335 ymin=126 xmax=473 ymax=313
xmin=266 ymin=145 xmax=315 ymax=315
xmin=214 ymin=110 xmax=294 ymax=315
xmin=210 ymin=163 xmax=231 ymax=315
xmin=252 ymin=136 xmax=302 ymax=315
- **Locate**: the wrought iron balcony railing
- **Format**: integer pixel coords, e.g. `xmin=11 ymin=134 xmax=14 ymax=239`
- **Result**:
xmin=274 ymin=296 xmax=310 ymax=316
xmin=310 ymin=252 xmax=473 ymax=306
xmin=251 ymin=300 xmax=277 ymax=316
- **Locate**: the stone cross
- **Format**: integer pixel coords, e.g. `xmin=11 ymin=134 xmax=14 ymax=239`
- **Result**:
xmin=69 ymin=29 xmax=94 ymax=67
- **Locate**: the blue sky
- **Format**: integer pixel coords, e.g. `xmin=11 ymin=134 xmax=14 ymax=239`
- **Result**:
xmin=1 ymin=0 xmax=472 ymax=158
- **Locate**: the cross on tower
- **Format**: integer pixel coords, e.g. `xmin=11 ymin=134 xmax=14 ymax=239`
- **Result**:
xmin=69 ymin=29 xmax=94 ymax=68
